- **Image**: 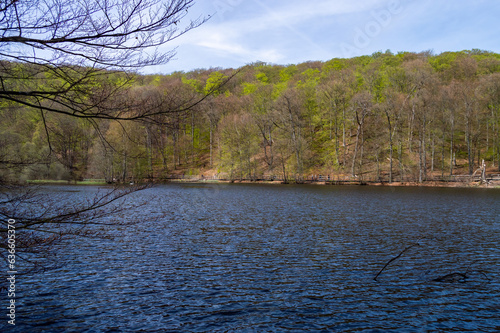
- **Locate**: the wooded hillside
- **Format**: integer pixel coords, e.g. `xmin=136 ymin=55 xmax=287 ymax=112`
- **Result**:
xmin=2 ymin=50 xmax=500 ymax=183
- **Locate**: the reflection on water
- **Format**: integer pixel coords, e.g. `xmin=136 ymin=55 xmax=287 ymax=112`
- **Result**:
xmin=5 ymin=184 xmax=500 ymax=332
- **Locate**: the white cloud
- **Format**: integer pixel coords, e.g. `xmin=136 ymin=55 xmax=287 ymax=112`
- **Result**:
xmin=196 ymin=32 xmax=284 ymax=63
xmin=173 ymin=0 xmax=384 ymax=65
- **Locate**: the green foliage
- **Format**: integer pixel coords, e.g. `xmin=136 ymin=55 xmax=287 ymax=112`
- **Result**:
xmin=301 ymin=68 xmax=320 ymax=81
xmin=149 ymin=75 xmax=162 ymax=87
xmin=255 ymin=63 xmax=282 ymax=84
xmin=272 ymin=82 xmax=288 ymax=99
xmin=242 ymin=83 xmax=257 ymax=95
xmin=279 ymin=65 xmax=298 ymax=82
xmin=429 ymin=52 xmax=459 ymax=73
xmin=371 ymin=71 xmax=389 ymax=103
xmin=204 ymin=71 xmax=228 ymax=96
xmin=182 ymin=76 xmax=203 ymax=93
xmin=387 ymin=67 xmax=411 ymax=93
xmin=323 ymin=59 xmax=347 ymax=73
xmin=256 ymin=72 xmax=269 ymax=84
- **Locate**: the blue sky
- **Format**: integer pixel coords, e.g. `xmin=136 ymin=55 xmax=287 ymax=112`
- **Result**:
xmin=147 ymin=0 xmax=500 ymax=74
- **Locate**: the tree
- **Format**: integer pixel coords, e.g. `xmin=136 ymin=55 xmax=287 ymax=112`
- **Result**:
xmin=249 ymin=84 xmax=277 ymax=172
xmin=350 ymin=91 xmax=372 ymax=178
xmin=378 ymin=89 xmax=402 ymax=183
xmin=44 ymin=114 xmax=96 ymax=181
xmin=0 ymin=0 xmax=208 ymax=271
xmin=275 ymin=88 xmax=307 ymax=180
xmin=450 ymin=57 xmax=481 ymax=175
xmin=219 ymin=112 xmax=259 ymax=181
xmin=317 ymin=69 xmax=355 ymax=173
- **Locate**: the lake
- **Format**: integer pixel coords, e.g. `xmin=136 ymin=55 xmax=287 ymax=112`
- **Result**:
xmin=5 ymin=184 xmax=500 ymax=332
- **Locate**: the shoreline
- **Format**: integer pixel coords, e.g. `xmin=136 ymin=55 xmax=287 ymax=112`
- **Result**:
xmin=164 ymin=178 xmax=500 ymax=189
xmin=25 ymin=178 xmax=500 ymax=189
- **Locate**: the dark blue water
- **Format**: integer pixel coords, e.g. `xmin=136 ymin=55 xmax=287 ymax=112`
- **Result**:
xmin=4 ymin=184 xmax=500 ymax=332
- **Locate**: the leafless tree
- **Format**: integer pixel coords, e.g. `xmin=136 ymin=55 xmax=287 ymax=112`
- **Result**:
xmin=0 ymin=0 xmax=214 ymax=272
xmin=0 ymin=0 xmax=215 ymax=122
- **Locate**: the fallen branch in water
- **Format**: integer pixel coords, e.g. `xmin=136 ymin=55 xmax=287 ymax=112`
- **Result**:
xmin=373 ymin=240 xmax=422 ymax=281
xmin=432 ymin=272 xmax=468 ymax=283
xmin=432 ymin=261 xmax=491 ymax=283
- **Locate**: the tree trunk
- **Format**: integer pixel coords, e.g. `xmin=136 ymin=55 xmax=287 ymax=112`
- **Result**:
xmin=209 ymin=125 xmax=213 ymax=168
xmin=385 ymin=110 xmax=393 ymax=183
xmin=287 ymin=98 xmax=302 ymax=177
xmin=408 ymin=101 xmax=415 ymax=152
xmin=342 ymin=106 xmax=347 ymax=169
xmin=449 ymin=116 xmax=455 ymax=176
xmin=351 ymin=121 xmax=361 ymax=177
xmin=268 ymin=127 xmax=274 ymax=170
xmin=466 ymin=124 xmax=474 ymax=175
xmin=191 ymin=112 xmax=195 ymax=164
xmin=398 ymin=140 xmax=404 ymax=182
xmin=418 ymin=136 xmax=422 ymax=183
xmin=431 ymin=133 xmax=435 ymax=175
xmin=351 ymin=110 xmax=365 ymax=178
xmin=172 ymin=130 xmax=177 ymax=169
xmin=441 ymin=129 xmax=446 ymax=178
xmin=146 ymin=126 xmax=153 ymax=179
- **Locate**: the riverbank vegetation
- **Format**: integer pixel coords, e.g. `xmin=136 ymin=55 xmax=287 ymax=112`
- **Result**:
xmin=2 ymin=50 xmax=500 ymax=185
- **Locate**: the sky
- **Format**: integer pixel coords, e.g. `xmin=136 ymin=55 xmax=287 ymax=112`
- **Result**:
xmin=146 ymin=0 xmax=500 ymax=74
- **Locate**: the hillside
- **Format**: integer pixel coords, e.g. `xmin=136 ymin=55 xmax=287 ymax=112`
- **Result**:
xmin=1 ymin=50 xmax=500 ymax=185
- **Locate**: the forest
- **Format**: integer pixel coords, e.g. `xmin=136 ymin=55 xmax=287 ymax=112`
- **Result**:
xmin=2 ymin=49 xmax=500 ymax=184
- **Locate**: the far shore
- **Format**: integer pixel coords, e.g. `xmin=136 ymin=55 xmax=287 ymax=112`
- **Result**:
xmin=25 ymin=178 xmax=500 ymax=189
xmin=162 ymin=178 xmax=500 ymax=189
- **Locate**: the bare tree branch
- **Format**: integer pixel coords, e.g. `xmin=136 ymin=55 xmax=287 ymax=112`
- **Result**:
xmin=373 ymin=240 xmax=422 ymax=281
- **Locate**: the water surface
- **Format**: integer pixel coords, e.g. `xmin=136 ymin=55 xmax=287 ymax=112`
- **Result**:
xmin=5 ymin=184 xmax=500 ymax=332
